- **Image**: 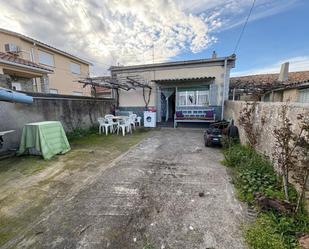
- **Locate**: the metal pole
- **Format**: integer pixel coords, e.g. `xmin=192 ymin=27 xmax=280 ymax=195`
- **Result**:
xmin=221 ymin=58 xmax=228 ymax=120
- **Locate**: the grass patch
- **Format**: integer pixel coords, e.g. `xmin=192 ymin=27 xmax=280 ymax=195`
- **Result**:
xmin=223 ymin=144 xmax=309 ymax=249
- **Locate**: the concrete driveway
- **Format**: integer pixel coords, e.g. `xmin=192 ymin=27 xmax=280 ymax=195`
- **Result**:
xmin=8 ymin=129 xmax=245 ymax=249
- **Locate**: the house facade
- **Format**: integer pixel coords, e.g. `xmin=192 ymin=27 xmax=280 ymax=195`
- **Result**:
xmin=110 ymin=55 xmax=236 ymax=123
xmin=0 ymin=28 xmax=92 ymax=96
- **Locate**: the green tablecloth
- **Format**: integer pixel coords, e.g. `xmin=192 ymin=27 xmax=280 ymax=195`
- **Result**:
xmin=18 ymin=121 xmax=71 ymax=160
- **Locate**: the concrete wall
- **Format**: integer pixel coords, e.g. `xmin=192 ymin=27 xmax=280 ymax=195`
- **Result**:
xmin=224 ymin=100 xmax=309 ymax=160
xmin=283 ymin=89 xmax=299 ymax=102
xmin=0 ymin=31 xmax=91 ymax=96
xmin=0 ymin=94 xmax=115 ymax=151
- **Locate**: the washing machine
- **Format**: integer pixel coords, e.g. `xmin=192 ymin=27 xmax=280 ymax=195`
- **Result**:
xmin=143 ymin=111 xmax=156 ymax=127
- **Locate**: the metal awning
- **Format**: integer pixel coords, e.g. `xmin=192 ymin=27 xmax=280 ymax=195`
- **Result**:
xmin=152 ymin=76 xmax=215 ymax=84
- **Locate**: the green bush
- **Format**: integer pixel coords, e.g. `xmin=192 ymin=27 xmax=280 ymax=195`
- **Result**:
xmin=223 ymin=144 xmax=309 ymax=249
xmin=66 ymin=126 xmax=98 ymax=141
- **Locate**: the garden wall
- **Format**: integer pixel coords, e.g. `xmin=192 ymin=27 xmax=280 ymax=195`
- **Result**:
xmin=0 ymin=93 xmax=115 ymax=151
xmin=224 ymin=100 xmax=309 ymax=162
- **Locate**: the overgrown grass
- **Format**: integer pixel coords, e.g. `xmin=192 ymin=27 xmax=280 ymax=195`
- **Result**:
xmin=223 ymin=144 xmax=309 ymax=249
xmin=66 ymin=126 xmax=98 ymax=141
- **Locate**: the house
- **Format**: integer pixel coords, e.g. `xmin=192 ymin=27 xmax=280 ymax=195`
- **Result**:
xmin=230 ymin=62 xmax=309 ymax=103
xmin=0 ymin=28 xmax=92 ymax=96
xmin=110 ymin=54 xmax=236 ymax=125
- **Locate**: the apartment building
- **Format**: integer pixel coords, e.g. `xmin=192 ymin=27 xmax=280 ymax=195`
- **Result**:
xmin=0 ymin=28 xmax=92 ymax=96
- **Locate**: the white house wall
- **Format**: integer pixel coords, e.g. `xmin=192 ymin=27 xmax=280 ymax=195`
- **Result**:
xmin=116 ymin=64 xmax=228 ymax=108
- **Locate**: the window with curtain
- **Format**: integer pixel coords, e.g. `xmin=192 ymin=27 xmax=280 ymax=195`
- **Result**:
xmin=197 ymin=90 xmax=209 ymax=105
xmin=177 ymin=88 xmax=209 ymax=106
xmin=38 ymin=50 xmax=54 ymax=66
xmin=178 ymin=92 xmax=187 ymax=106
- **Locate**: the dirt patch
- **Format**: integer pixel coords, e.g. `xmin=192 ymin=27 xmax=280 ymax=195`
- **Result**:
xmin=0 ymin=128 xmax=150 ymax=247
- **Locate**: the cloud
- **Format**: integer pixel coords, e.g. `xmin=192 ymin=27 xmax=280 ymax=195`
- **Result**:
xmin=0 ymin=0 xmax=221 ymax=75
xmin=0 ymin=0 xmax=299 ymax=75
xmin=232 ymin=56 xmax=309 ymax=76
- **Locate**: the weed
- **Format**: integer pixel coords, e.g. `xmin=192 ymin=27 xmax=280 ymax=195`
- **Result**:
xmin=223 ymin=144 xmax=309 ymax=248
xmin=66 ymin=126 xmax=98 ymax=141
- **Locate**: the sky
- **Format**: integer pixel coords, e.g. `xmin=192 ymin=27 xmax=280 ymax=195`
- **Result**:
xmin=0 ymin=0 xmax=308 ymax=76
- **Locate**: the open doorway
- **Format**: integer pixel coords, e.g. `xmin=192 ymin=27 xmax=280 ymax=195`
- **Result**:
xmin=161 ymin=88 xmax=175 ymax=122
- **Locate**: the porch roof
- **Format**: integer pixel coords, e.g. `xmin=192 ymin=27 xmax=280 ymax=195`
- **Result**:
xmin=152 ymin=76 xmax=215 ymax=84
xmin=0 ymin=52 xmax=53 ymax=74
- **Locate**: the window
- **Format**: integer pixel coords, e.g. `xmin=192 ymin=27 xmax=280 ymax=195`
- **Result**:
xmin=177 ymin=88 xmax=209 ymax=106
xmin=12 ymin=82 xmax=22 ymax=91
xmin=49 ymin=89 xmax=58 ymax=94
xmin=70 ymin=62 xmax=81 ymax=74
xmin=197 ymin=90 xmax=209 ymax=105
xmin=178 ymin=92 xmax=187 ymax=106
xmin=72 ymin=91 xmax=82 ymax=96
xmin=38 ymin=50 xmax=54 ymax=66
xmin=299 ymin=89 xmax=309 ymax=103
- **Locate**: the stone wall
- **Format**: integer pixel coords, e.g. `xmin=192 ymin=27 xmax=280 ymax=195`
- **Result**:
xmin=224 ymin=100 xmax=309 ymax=161
xmin=0 ymin=93 xmax=115 ymax=151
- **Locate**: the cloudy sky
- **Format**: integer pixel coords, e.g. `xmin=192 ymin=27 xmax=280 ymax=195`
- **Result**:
xmin=0 ymin=0 xmax=308 ymax=76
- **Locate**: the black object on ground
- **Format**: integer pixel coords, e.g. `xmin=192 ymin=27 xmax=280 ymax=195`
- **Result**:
xmin=199 ymin=192 xmax=205 ymax=197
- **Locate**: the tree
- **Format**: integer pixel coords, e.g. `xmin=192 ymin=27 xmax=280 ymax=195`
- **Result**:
xmin=273 ymin=104 xmax=298 ymax=202
xmin=273 ymin=104 xmax=309 ymax=206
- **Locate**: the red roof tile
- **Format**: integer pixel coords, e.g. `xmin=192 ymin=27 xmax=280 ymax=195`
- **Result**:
xmin=95 ymin=86 xmax=112 ymax=93
xmin=0 ymin=52 xmax=53 ymax=72
xmin=230 ymin=71 xmax=309 ymax=90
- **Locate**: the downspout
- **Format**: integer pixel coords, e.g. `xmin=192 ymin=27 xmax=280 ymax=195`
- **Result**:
xmin=221 ymin=58 xmax=228 ymax=120
xmin=30 ymin=43 xmax=38 ymax=92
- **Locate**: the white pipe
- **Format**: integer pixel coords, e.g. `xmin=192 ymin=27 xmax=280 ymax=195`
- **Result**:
xmin=221 ymin=58 xmax=228 ymax=120
xmin=165 ymin=97 xmax=169 ymax=122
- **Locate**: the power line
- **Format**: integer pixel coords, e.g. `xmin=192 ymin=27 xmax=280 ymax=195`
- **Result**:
xmin=233 ymin=0 xmax=256 ymax=54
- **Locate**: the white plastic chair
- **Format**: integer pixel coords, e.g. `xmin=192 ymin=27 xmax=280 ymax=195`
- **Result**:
xmin=136 ymin=116 xmax=142 ymax=126
xmin=98 ymin=117 xmax=112 ymax=136
xmin=105 ymin=114 xmax=118 ymax=133
xmin=117 ymin=117 xmax=132 ymax=136
xmin=130 ymin=114 xmax=137 ymax=130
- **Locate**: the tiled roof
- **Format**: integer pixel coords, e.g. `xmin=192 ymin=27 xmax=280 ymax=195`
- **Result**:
xmin=110 ymin=55 xmax=236 ymax=72
xmin=230 ymin=71 xmax=309 ymax=91
xmin=0 ymin=28 xmax=92 ymax=65
xmin=95 ymin=86 xmax=111 ymax=93
xmin=0 ymin=52 xmax=53 ymax=72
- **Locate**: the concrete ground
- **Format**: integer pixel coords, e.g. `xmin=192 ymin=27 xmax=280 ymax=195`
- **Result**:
xmin=2 ymin=129 xmax=246 ymax=249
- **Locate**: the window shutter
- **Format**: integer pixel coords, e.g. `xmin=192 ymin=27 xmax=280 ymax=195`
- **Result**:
xmin=209 ymin=84 xmax=218 ymax=106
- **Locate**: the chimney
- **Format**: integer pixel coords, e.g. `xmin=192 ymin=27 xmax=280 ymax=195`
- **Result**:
xmin=212 ymin=51 xmax=217 ymax=59
xmin=278 ymin=62 xmax=289 ymax=81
